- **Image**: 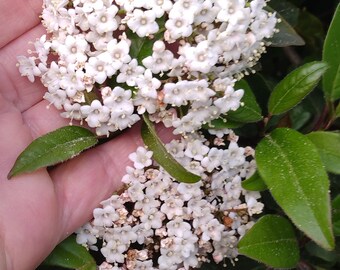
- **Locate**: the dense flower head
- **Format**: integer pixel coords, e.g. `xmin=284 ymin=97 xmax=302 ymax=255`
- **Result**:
xmin=76 ymin=130 xmax=263 ymax=269
xmin=18 ymin=0 xmax=277 ymax=136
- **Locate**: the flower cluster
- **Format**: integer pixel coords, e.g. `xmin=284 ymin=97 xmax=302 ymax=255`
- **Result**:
xmin=76 ymin=129 xmax=263 ymax=270
xmin=18 ymin=0 xmax=277 ymax=136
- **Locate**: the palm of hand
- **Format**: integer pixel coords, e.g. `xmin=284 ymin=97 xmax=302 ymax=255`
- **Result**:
xmin=0 ymin=1 xmax=144 ymax=269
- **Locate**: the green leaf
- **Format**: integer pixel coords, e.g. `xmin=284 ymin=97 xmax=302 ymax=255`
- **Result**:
xmin=227 ymin=80 xmax=263 ymax=123
xmin=267 ymin=8 xmax=305 ymax=47
xmin=307 ymin=131 xmax=340 ymax=174
xmin=246 ymin=74 xmax=272 ymax=116
xmin=43 ymin=235 xmax=96 ymax=270
xmin=242 ymin=171 xmax=268 ymax=191
xmin=8 ymin=126 xmax=98 ymax=179
xmin=306 ymin=241 xmax=338 ymax=263
xmin=127 ymin=18 xmax=165 ymax=65
xmin=322 ymin=4 xmax=340 ymax=101
xmin=269 ymin=0 xmax=300 ymax=27
xmin=296 ymin=9 xmax=325 ymax=56
xmin=268 ymin=61 xmax=329 ymax=115
xmin=141 ymin=115 xmax=201 ymax=183
xmin=238 ymin=215 xmax=299 ymax=268
xmin=289 ymin=89 xmax=325 ymax=133
xmin=256 ymin=128 xmax=334 ymax=250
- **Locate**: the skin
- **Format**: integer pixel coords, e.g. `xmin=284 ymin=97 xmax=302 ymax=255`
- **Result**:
xmin=0 ymin=1 xmax=172 ymax=269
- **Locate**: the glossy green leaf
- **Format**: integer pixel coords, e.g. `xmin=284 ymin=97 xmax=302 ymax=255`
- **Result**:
xmin=256 ymin=128 xmax=334 ymax=250
xmin=322 ymin=4 xmax=340 ymax=101
xmin=8 ymin=126 xmax=98 ymax=179
xmin=141 ymin=115 xmax=201 ymax=183
xmin=238 ymin=215 xmax=299 ymax=268
xmin=307 ymin=131 xmax=340 ymax=174
xmin=269 ymin=0 xmax=300 ymax=27
xmin=267 ymin=7 xmax=305 ymax=47
xmin=242 ymin=171 xmax=268 ymax=191
xmin=289 ymin=89 xmax=325 ymax=133
xmin=246 ymin=74 xmax=272 ymax=116
xmin=43 ymin=235 xmax=96 ymax=270
xmin=296 ymin=9 xmax=325 ymax=56
xmin=268 ymin=61 xmax=328 ymax=115
xmin=227 ymin=80 xmax=263 ymax=123
xmin=305 ymin=241 xmax=338 ymax=263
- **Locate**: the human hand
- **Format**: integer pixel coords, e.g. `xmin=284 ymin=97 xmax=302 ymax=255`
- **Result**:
xmin=0 ymin=1 xmax=172 ymax=269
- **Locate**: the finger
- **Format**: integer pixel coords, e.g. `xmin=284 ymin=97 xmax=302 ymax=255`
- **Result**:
xmin=0 ymin=171 xmax=60 ymax=270
xmin=51 ymin=122 xmax=176 ymax=240
xmin=51 ymin=124 xmax=143 ymax=239
xmin=22 ymin=99 xmax=70 ymax=139
xmin=0 ymin=0 xmax=42 ymax=49
xmin=0 ymin=94 xmax=60 ymax=270
xmin=0 ymin=24 xmax=46 ymax=112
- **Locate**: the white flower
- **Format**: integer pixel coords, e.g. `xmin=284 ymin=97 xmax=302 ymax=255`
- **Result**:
xmin=142 ymin=42 xmax=174 ymax=74
xmin=115 ymin=0 xmax=145 ymax=12
xmin=172 ymin=0 xmax=201 ymax=16
xmin=107 ymin=39 xmax=131 ymax=70
xmin=87 ymin=5 xmax=119 ymax=34
xmin=177 ymin=181 xmax=203 ymax=201
xmin=76 ymin=223 xmax=98 ymax=246
xmin=85 ymin=53 xmax=116 ymax=84
xmin=117 ymin=59 xmax=145 ymax=86
xmin=32 ymin=34 xmax=51 ymax=64
xmin=127 ymin=9 xmax=159 ymax=37
xmin=173 ymin=233 xmax=198 ymax=258
xmin=166 ymin=140 xmax=185 ymax=158
xmin=127 ymin=181 xmax=145 ymax=202
xmin=93 ymin=205 xmax=119 ymax=227
xmin=193 ymin=0 xmax=219 ymax=25
xmin=184 ymin=139 xmax=209 ymax=161
xmin=208 ymin=128 xmax=231 ymax=138
xmin=163 ymin=81 xmax=188 ymax=107
xmin=149 ymin=0 xmax=173 ymax=17
xmin=135 ymin=195 xmax=161 ymax=212
xmin=44 ymin=90 xmax=67 ymax=110
xmin=101 ymin=239 xmax=127 ymax=263
xmin=55 ymin=34 xmax=88 ymax=64
xmin=181 ymin=41 xmax=219 ymax=73
xmin=129 ymin=146 xmax=153 ymax=170
xmin=158 ymin=247 xmax=183 ymax=270
xmin=136 ymin=69 xmax=161 ymax=99
xmin=201 ymin=218 xmax=225 ymax=242
xmin=80 ymin=100 xmax=110 ymax=128
xmin=224 ymin=175 xmax=242 ymax=200
xmin=160 ymin=197 xmax=184 ymax=219
xmin=246 ymin=196 xmax=264 ymax=216
xmin=59 ymin=66 xmax=86 ymax=97
xmin=17 ymin=56 xmax=43 ymax=82
xmin=201 ymin=147 xmax=224 ymax=172
xmin=214 ymin=88 xmax=244 ymax=113
xmin=166 ymin=218 xmax=191 ymax=237
xmin=135 ymin=260 xmax=155 ymax=270
xmin=133 ymin=224 xmax=154 ymax=244
xmin=61 ymin=101 xmax=82 ymax=121
xmin=140 ymin=207 xmax=165 ymax=229
xmin=165 ymin=9 xmax=193 ymax=39
xmin=224 ymin=141 xmax=246 ymax=168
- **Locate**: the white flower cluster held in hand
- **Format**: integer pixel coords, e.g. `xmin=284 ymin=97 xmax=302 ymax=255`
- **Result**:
xmin=18 ymin=0 xmax=277 ymax=136
xmin=76 ymin=130 xmax=263 ymax=269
